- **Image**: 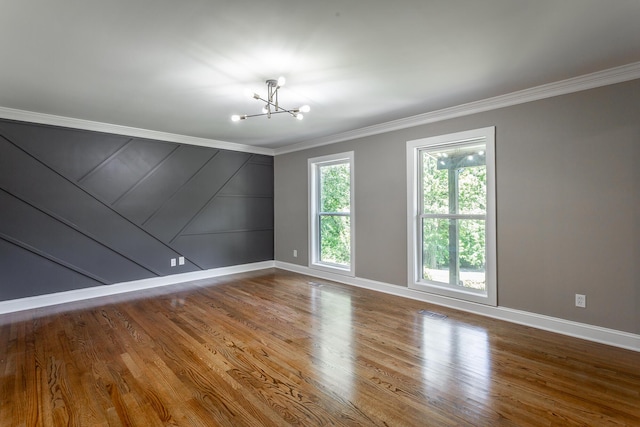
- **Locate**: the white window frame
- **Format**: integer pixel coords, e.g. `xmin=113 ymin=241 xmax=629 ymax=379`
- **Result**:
xmin=407 ymin=127 xmax=496 ymax=305
xmin=308 ymin=151 xmax=355 ymax=276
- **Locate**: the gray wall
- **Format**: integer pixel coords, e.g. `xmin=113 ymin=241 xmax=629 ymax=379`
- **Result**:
xmin=0 ymin=119 xmax=273 ymax=301
xmin=275 ymin=79 xmax=640 ymax=334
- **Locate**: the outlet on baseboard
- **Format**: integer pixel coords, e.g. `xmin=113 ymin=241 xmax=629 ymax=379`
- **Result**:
xmin=178 ymin=256 xmax=185 ymax=265
xmin=293 ymin=249 xmax=298 ymax=258
xmin=170 ymin=258 xmax=177 ymax=267
xmin=575 ymin=294 xmax=586 ymax=308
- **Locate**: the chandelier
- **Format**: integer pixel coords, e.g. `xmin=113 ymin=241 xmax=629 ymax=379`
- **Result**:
xmin=231 ymin=77 xmax=310 ymax=121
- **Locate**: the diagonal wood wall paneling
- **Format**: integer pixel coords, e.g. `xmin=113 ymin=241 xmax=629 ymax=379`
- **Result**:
xmin=0 ymin=119 xmax=274 ymax=301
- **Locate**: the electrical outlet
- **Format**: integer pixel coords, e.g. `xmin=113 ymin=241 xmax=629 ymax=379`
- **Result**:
xmin=178 ymin=256 xmax=185 ymax=265
xmin=170 ymin=258 xmax=177 ymax=267
xmin=293 ymin=249 xmax=298 ymax=258
xmin=575 ymin=294 xmax=586 ymax=308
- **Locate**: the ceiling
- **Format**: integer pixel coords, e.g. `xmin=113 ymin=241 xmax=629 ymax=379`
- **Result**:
xmin=1 ymin=0 xmax=639 ymax=150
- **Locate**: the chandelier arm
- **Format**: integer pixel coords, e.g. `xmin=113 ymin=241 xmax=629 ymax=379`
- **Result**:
xmin=231 ymin=77 xmax=307 ymax=121
xmin=254 ymin=96 xmax=300 ymax=117
xmin=243 ymin=110 xmax=296 ymax=119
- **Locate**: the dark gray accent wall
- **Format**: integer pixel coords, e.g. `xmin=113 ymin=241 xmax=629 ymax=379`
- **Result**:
xmin=0 ymin=119 xmax=273 ymax=301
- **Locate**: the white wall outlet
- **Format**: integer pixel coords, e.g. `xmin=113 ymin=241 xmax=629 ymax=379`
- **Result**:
xmin=293 ymin=249 xmax=298 ymax=258
xmin=178 ymin=256 xmax=185 ymax=265
xmin=575 ymin=294 xmax=586 ymax=308
xmin=170 ymin=258 xmax=177 ymax=267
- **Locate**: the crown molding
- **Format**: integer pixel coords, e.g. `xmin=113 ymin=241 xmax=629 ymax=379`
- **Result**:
xmin=2 ymin=62 xmax=638 ymax=157
xmin=0 ymin=106 xmax=275 ymax=156
xmin=275 ymin=61 xmax=640 ymax=155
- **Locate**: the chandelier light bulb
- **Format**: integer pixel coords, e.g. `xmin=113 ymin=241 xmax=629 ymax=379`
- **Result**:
xmin=231 ymin=115 xmax=240 ymax=122
xmin=296 ymin=113 xmax=304 ymax=120
xmin=277 ymin=76 xmax=286 ymax=87
xmin=299 ymin=105 xmax=310 ymax=113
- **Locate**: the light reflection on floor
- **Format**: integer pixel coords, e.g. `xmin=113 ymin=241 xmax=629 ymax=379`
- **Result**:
xmin=311 ymin=285 xmax=354 ymax=400
xmin=419 ymin=314 xmax=491 ymax=404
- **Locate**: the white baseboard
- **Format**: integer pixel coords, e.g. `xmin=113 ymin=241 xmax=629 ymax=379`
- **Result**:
xmin=275 ymin=261 xmax=640 ymax=353
xmin=0 ymin=261 xmax=276 ymax=315
xmin=3 ymin=260 xmax=638 ymax=353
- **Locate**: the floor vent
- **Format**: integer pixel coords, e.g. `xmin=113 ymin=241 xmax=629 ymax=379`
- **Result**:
xmin=418 ymin=309 xmax=447 ymax=319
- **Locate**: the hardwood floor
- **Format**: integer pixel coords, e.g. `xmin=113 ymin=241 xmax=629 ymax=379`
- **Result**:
xmin=1 ymin=269 xmax=639 ymax=426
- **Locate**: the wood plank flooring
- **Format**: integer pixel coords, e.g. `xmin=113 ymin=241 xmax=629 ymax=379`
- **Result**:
xmin=1 ymin=268 xmax=639 ymax=426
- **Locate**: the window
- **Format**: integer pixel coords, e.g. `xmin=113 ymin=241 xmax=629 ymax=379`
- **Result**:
xmin=407 ymin=127 xmax=496 ymax=305
xmin=309 ymin=152 xmax=354 ymax=276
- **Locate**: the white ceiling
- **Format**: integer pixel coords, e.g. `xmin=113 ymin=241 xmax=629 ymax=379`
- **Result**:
xmin=1 ymin=0 xmax=639 ymax=150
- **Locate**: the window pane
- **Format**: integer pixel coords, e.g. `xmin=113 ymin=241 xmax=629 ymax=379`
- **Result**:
xmin=421 ymin=144 xmax=486 ymax=215
xmin=320 ymin=163 xmax=350 ymax=213
xmin=422 ymin=218 xmax=486 ymax=290
xmin=421 ymin=151 xmax=449 ymax=214
xmin=422 ymin=217 xmax=449 ymax=276
xmin=320 ymin=215 xmax=350 ymax=266
xmin=458 ymin=165 xmax=486 ymax=215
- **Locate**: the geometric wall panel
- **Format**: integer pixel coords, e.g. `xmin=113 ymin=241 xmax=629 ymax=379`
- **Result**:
xmin=0 ymin=191 xmax=152 ymax=284
xmin=113 ymin=145 xmax=215 ymax=225
xmin=183 ymin=196 xmax=274 ymax=235
xmin=80 ymin=138 xmax=177 ymax=205
xmin=172 ymin=230 xmax=274 ymax=270
xmin=0 ymin=238 xmax=104 ymax=301
xmin=0 ymin=119 xmax=273 ymax=301
xmin=0 ymin=120 xmax=129 ymax=181
xmin=142 ymin=150 xmax=252 ymax=243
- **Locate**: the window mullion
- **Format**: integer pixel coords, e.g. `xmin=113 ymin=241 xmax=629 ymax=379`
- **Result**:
xmin=420 ymin=213 xmax=486 ymax=220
